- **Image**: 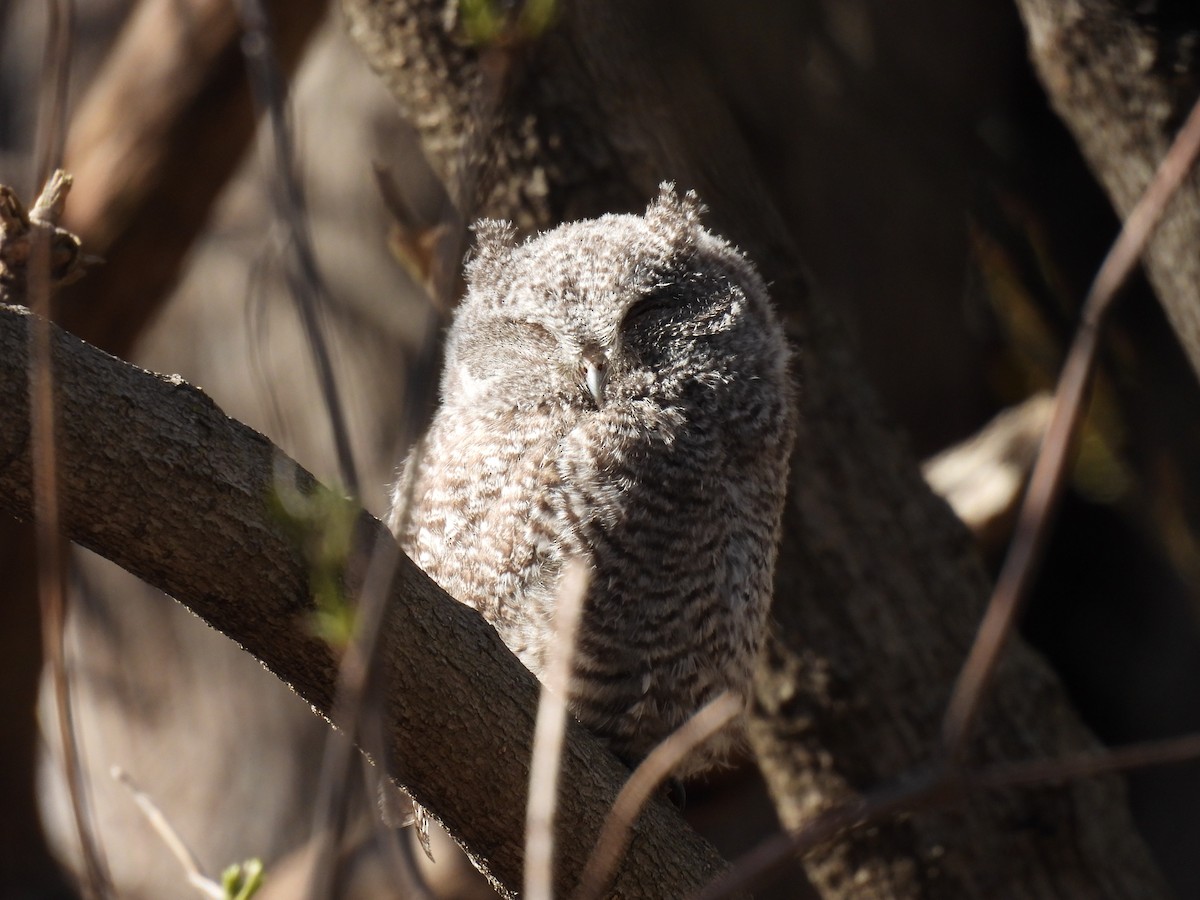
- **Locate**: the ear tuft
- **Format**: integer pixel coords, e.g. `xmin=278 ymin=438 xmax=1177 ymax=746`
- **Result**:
xmin=644 ymin=182 xmax=706 ymax=245
xmin=464 ymin=218 xmax=517 ymax=287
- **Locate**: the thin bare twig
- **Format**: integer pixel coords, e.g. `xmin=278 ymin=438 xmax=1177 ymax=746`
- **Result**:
xmin=300 ymin=530 xmax=401 ymax=900
xmin=31 ymin=3 xmax=111 ymax=897
xmin=34 ymin=1 xmax=71 ymax=192
xmin=293 ymin=273 xmax=440 ymax=900
xmin=227 ymin=5 xmax=398 ymax=895
xmin=525 ymin=561 xmax=589 ymax=900
xmin=31 ymin=200 xmax=109 ymax=900
xmin=294 ymin=425 xmax=429 ymax=900
xmin=234 ymin=0 xmax=360 ymax=497
xmin=696 ymin=730 xmax=1200 ymax=900
xmin=941 ymin=91 xmax=1200 ymax=755
xmin=110 ymin=766 xmax=224 ymax=900
xmin=968 ymin=732 xmax=1200 ymax=792
xmin=356 ymin=438 xmax=437 ymax=898
xmin=296 ymin=302 xmax=439 ymax=900
xmin=30 ymin=180 xmax=104 ymax=900
xmin=574 ymin=692 xmax=741 ymax=900
xmin=691 ymin=769 xmax=946 ymax=900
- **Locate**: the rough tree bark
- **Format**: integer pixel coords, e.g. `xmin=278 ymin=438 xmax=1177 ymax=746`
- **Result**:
xmin=338 ymin=0 xmax=1170 ymax=896
xmin=0 ymin=303 xmax=728 ymax=899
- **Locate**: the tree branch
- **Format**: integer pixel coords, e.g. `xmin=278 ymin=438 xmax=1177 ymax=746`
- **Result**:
xmin=57 ymin=0 xmax=329 ymax=357
xmin=0 ymin=303 xmax=730 ymax=899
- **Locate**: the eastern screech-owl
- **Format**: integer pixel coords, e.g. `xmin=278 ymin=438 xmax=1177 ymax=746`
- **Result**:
xmin=390 ymin=184 xmax=794 ymax=776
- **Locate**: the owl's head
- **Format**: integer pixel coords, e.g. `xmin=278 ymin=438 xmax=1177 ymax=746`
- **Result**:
xmin=442 ymin=183 xmax=787 ymax=414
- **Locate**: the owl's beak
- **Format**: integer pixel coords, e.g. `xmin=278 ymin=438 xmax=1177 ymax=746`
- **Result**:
xmin=582 ymin=347 xmax=608 ymax=407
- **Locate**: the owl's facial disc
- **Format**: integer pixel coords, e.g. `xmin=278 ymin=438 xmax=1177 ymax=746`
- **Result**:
xmin=580 ymin=344 xmax=609 ymax=407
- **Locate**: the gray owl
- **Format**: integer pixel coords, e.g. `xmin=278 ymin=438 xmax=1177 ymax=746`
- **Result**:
xmin=390 ymin=184 xmax=794 ymax=776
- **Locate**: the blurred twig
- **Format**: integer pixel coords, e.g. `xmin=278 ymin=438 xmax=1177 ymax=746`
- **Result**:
xmin=235 ymin=0 xmax=358 ymax=495
xmin=30 ymin=3 xmax=112 ymax=896
xmin=110 ymin=766 xmax=225 ymax=900
xmin=691 ymin=771 xmax=942 ymax=900
xmin=34 ymin=0 xmax=71 ymax=190
xmin=299 ymin=521 xmax=429 ymax=900
xmin=574 ymin=692 xmax=741 ymax=900
xmin=194 ymin=4 xmax=406 ymax=895
xmin=694 ymin=730 xmax=1200 ymax=900
xmin=524 ymin=562 xmax=588 ymax=900
xmin=941 ymin=91 xmax=1200 ymax=756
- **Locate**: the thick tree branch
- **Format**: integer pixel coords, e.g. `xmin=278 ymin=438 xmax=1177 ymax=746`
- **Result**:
xmin=338 ymin=1 xmax=1170 ymax=895
xmin=0 ymin=304 xmax=729 ymax=899
xmin=57 ymin=0 xmax=329 ymax=356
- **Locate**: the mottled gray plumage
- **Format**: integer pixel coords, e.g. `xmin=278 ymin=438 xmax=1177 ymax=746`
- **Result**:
xmin=389 ymin=184 xmax=794 ymax=775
